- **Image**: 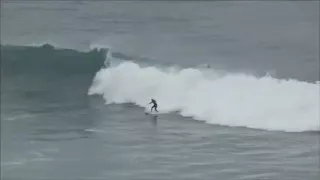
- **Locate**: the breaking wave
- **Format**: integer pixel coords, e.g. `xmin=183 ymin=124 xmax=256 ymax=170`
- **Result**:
xmin=88 ymin=61 xmax=320 ymax=132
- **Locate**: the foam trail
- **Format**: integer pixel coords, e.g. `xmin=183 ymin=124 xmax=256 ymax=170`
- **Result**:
xmin=88 ymin=62 xmax=320 ymax=132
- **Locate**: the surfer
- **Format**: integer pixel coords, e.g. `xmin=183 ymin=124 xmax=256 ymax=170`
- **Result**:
xmin=149 ymin=98 xmax=158 ymax=112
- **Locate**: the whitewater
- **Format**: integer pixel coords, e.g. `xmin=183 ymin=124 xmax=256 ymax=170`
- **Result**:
xmin=88 ymin=61 xmax=320 ymax=132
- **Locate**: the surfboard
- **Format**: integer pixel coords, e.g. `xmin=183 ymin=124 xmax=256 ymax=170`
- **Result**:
xmin=144 ymin=110 xmax=159 ymax=116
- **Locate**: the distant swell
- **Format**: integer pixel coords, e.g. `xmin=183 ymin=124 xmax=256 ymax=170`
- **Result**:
xmin=88 ymin=62 xmax=320 ymax=132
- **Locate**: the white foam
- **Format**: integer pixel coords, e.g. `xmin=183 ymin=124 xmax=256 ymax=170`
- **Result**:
xmin=88 ymin=61 xmax=320 ymax=132
xmin=1 ymin=159 xmax=27 ymax=166
xmin=28 ymin=41 xmax=59 ymax=48
xmin=84 ymin=128 xmax=107 ymax=133
xmin=89 ymin=43 xmax=112 ymax=51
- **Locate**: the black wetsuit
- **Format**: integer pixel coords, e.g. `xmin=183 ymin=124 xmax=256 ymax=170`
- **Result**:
xmin=149 ymin=99 xmax=158 ymax=112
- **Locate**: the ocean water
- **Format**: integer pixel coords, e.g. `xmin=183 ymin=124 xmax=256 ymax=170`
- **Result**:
xmin=1 ymin=1 xmax=319 ymax=180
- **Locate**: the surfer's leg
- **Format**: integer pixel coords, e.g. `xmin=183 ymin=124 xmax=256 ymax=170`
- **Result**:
xmin=155 ymin=105 xmax=158 ymax=112
xmin=151 ymin=105 xmax=155 ymax=112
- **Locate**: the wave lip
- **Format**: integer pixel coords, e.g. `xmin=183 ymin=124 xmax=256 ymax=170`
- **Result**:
xmin=88 ymin=62 xmax=320 ymax=132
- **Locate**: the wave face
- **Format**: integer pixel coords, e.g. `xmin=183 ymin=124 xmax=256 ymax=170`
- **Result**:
xmin=88 ymin=61 xmax=320 ymax=132
xmin=1 ymin=44 xmax=106 ymax=76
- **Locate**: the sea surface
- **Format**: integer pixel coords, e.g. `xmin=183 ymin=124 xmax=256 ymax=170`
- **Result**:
xmin=1 ymin=1 xmax=319 ymax=180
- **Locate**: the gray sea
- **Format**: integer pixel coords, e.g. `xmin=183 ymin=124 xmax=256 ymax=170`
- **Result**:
xmin=1 ymin=1 xmax=319 ymax=180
